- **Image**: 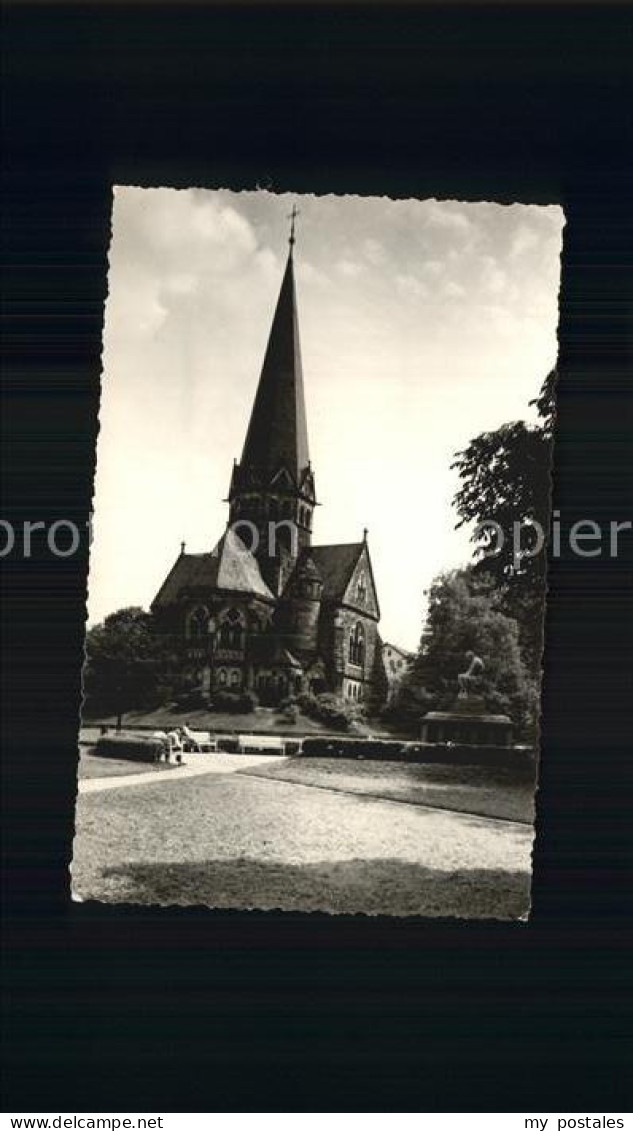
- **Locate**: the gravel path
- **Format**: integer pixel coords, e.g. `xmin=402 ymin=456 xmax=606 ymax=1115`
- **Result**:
xmin=73 ymin=771 xmax=533 ymax=918
xmin=79 ymin=752 xmax=282 ymax=793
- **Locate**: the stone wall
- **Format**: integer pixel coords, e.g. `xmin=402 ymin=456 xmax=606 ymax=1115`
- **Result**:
xmin=321 ymin=605 xmax=380 ymax=701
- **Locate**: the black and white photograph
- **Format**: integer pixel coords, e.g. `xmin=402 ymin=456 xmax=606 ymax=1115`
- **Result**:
xmin=72 ymin=188 xmax=563 ymax=918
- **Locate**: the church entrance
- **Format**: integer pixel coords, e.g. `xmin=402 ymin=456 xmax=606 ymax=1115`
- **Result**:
xmin=256 ymin=672 xmax=287 ymax=707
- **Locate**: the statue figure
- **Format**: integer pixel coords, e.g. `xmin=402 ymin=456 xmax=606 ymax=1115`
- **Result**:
xmin=457 ymin=650 xmax=484 ymax=698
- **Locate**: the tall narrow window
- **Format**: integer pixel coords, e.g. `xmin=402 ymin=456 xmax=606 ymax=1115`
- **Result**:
xmin=348 ymin=623 xmax=365 ymax=666
xmin=188 ymin=606 xmax=209 ymax=639
xmin=219 ymin=608 xmax=244 ymax=651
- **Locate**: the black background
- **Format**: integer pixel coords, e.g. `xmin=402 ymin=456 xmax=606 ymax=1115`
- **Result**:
xmin=3 ymin=2 xmax=632 ymax=1112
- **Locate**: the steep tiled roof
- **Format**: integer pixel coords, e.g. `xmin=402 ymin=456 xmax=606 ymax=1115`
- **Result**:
xmin=239 ymin=248 xmax=310 ymax=482
xmin=309 ymin=542 xmax=364 ymax=602
xmin=152 ymin=528 xmax=273 ymax=609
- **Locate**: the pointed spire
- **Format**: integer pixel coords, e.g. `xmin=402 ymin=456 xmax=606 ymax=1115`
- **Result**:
xmin=239 ymin=238 xmax=310 ymax=481
xmin=288 ymin=203 xmax=299 ymax=249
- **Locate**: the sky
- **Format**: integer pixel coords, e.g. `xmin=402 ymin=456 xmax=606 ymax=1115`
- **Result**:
xmin=88 ymin=187 xmax=563 ymax=651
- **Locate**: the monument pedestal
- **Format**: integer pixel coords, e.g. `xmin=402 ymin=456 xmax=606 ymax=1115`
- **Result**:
xmin=421 ymin=695 xmax=512 ymax=747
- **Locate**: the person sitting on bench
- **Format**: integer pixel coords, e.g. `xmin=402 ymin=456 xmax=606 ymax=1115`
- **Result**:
xmin=166 ymin=729 xmax=183 ymax=760
xmin=180 ymin=723 xmax=201 ymax=753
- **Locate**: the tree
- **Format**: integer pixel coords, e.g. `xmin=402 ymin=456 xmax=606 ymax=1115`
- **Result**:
xmin=451 ymin=369 xmax=557 ymax=671
xmin=403 ymin=568 xmax=539 ymax=738
xmin=83 ymin=607 xmax=172 ymax=728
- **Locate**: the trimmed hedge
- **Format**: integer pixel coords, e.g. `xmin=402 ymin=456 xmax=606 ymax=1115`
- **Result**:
xmin=216 ymin=735 xmax=239 ymax=753
xmin=299 ymin=736 xmax=536 ymax=771
xmin=284 ymin=739 xmax=303 ymax=755
xmin=93 ymin=734 xmax=165 ymax=763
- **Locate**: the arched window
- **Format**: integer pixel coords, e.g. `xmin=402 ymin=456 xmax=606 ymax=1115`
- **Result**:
xmin=356 ymin=571 xmax=367 ymax=606
xmin=218 ymin=669 xmax=228 ymax=686
xmin=219 ymin=608 xmax=244 ymax=651
xmin=230 ymin=670 xmax=240 ymax=687
xmin=188 ymin=606 xmax=209 ymax=639
xmin=348 ymin=623 xmax=365 ymax=667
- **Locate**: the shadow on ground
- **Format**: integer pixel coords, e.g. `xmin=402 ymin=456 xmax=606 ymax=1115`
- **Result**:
xmin=97 ymin=856 xmax=531 ymax=919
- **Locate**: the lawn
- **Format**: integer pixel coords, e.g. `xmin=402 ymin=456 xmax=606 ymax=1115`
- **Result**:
xmin=239 ymin=757 xmax=536 ymax=824
xmin=78 ymin=747 xmax=175 ymax=780
xmin=81 ymin=704 xmax=403 ymax=739
xmin=73 ymin=771 xmax=533 ymax=918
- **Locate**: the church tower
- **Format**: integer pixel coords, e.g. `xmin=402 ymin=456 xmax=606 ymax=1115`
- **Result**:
xmin=152 ymin=207 xmax=385 ymax=709
xmin=227 ymin=211 xmax=317 ymax=594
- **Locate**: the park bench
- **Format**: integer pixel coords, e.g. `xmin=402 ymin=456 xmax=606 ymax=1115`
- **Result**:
xmin=185 ymin=731 xmax=219 ymax=752
xmin=237 ymin=734 xmax=286 ymax=754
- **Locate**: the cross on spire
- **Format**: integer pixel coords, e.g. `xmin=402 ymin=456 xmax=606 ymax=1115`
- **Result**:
xmin=288 ymin=204 xmax=299 ymax=248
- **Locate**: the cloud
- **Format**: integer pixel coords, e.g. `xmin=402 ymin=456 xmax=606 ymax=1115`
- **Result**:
xmin=443 ymin=280 xmax=466 ymax=299
xmin=163 ymin=273 xmax=197 ymax=296
xmin=509 ymin=224 xmax=541 ymax=259
xmin=479 ymin=255 xmax=508 ymax=297
xmin=105 ymin=188 xmax=281 ymax=346
xmin=424 ymin=201 xmax=475 ymax=235
xmin=363 ymin=238 xmax=386 ymax=266
xmin=337 ymin=258 xmax=363 ymax=278
xmin=113 ymin=187 xmax=259 ymax=270
xmin=422 ymin=260 xmax=443 ymax=278
xmin=297 ymin=260 xmax=328 ymax=286
xmin=396 ymin=272 xmax=430 ymax=299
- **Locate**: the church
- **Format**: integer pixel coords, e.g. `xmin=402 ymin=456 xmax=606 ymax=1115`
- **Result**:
xmin=152 ymin=218 xmax=385 ymax=708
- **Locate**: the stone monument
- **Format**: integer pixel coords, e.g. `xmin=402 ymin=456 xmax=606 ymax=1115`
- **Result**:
xmin=421 ymin=650 xmax=512 ymax=746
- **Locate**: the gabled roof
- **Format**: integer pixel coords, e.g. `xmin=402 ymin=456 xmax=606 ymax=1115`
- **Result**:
xmin=249 ymin=635 xmax=303 ymax=668
xmin=239 ymin=248 xmax=310 ymax=483
xmin=282 ymin=550 xmax=323 ymax=595
xmin=382 ymin=641 xmax=413 ymax=660
xmin=309 ymin=542 xmax=364 ymax=602
xmin=152 ymin=528 xmax=274 ymax=609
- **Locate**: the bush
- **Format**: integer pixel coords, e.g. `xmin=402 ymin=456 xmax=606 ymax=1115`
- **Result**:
xmin=239 ymin=689 xmax=259 ymax=712
xmin=279 ymin=703 xmax=299 ymax=724
xmin=94 ymin=734 xmax=164 ymax=763
xmin=173 ymin=688 xmax=208 ymax=711
xmin=278 ymin=695 xmax=298 ymax=711
xmin=297 ymin=691 xmax=357 ymax=730
xmin=210 ymin=690 xmax=259 ymax=714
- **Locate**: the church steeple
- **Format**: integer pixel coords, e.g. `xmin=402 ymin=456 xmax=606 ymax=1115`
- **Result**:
xmin=239 ymin=233 xmax=309 ymax=481
xmin=228 ymin=217 xmax=317 ymax=592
